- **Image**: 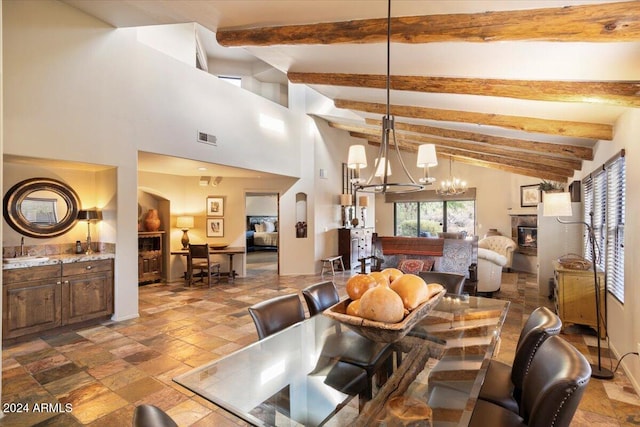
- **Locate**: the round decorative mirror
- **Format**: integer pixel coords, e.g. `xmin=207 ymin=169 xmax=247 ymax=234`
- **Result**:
xmin=3 ymin=178 xmax=81 ymax=238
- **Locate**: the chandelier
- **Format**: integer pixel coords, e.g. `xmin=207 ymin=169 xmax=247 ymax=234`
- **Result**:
xmin=436 ymin=158 xmax=467 ymax=196
xmin=346 ymin=0 xmax=432 ymax=194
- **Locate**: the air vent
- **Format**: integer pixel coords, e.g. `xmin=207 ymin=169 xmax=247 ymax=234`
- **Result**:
xmin=198 ymin=132 xmax=217 ymax=146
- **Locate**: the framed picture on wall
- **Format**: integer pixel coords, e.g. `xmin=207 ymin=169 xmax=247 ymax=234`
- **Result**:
xmin=520 ymin=184 xmax=541 ymax=207
xmin=206 ymin=196 xmax=225 ymax=216
xmin=206 ymin=218 xmax=224 ymax=237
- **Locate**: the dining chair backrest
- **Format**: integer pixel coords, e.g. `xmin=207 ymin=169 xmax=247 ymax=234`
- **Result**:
xmin=302 ymin=281 xmax=340 ymax=316
xmin=248 ymin=294 xmax=305 ymax=340
xmin=418 ymin=271 xmax=466 ymax=295
xmin=519 ymin=335 xmax=591 ymax=427
xmin=133 ymin=404 xmax=178 ymax=427
xmin=510 ymin=306 xmax=562 ymax=399
xmin=189 ymin=243 xmax=209 ymax=260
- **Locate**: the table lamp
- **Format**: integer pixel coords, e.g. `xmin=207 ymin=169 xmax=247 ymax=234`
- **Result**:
xmin=340 ymin=194 xmax=353 ymax=228
xmin=176 ymin=216 xmax=194 ymax=250
xmin=77 ymin=209 xmax=102 ymax=254
xmin=543 ymin=191 xmax=613 ymax=379
xmin=359 ymin=195 xmax=368 ymax=227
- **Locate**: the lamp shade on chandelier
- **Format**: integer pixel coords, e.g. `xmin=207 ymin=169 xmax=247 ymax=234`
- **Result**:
xmin=417 ymin=144 xmax=437 ymax=184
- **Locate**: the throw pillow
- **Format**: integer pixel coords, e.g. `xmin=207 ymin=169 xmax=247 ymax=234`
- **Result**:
xmin=398 ymin=259 xmax=424 ymax=275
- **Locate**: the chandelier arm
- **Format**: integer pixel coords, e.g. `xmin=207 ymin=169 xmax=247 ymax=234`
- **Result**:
xmin=391 ymin=119 xmax=418 ymax=185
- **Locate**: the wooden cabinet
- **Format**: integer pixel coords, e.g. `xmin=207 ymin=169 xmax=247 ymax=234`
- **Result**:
xmin=3 ymin=265 xmax=62 ymax=339
xmin=138 ymin=231 xmax=164 ymax=285
xmin=3 ymin=259 xmax=114 ymax=340
xmin=553 ymin=261 xmax=605 ymax=338
xmin=62 ymin=260 xmax=113 ymax=325
xmin=338 ymin=228 xmax=373 ymax=270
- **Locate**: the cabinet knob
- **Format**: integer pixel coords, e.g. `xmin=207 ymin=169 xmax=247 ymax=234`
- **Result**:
xmin=86 ymin=265 xmax=93 ymax=270
xmin=56 ymin=281 xmax=62 ymax=285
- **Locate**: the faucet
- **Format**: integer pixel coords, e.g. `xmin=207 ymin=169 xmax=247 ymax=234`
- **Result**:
xmin=20 ymin=237 xmax=24 ymax=256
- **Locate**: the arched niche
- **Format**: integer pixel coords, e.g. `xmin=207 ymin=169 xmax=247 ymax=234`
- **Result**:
xmin=295 ymin=192 xmax=307 ymax=238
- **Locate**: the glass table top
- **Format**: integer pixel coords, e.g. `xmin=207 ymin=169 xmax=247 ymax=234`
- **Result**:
xmin=174 ymin=295 xmax=509 ymax=426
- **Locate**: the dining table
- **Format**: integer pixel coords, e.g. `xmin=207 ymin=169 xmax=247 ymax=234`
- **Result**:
xmin=174 ymin=295 xmax=509 ymax=426
xmin=170 ymin=246 xmax=245 ymax=283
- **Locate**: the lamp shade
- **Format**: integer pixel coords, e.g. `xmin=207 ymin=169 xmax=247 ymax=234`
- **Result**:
xmin=374 ymin=157 xmax=392 ymax=177
xmin=543 ymin=192 xmax=573 ymax=217
xmin=358 ymin=196 xmax=369 ymax=207
xmin=176 ymin=216 xmax=194 ymax=229
xmin=347 ymin=145 xmax=367 ymax=169
xmin=416 ymin=144 xmax=438 ymax=168
xmin=340 ymin=194 xmax=353 ymax=206
xmin=77 ymin=209 xmax=102 ymax=221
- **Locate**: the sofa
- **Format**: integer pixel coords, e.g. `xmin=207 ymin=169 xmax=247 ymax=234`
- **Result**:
xmin=477 ymin=247 xmax=507 ymax=295
xmin=373 ymin=235 xmax=478 ymax=280
xmin=478 ymin=235 xmax=517 ymax=271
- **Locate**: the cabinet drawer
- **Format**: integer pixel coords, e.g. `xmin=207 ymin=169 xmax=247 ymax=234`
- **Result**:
xmin=3 ymin=265 xmax=61 ymax=285
xmin=62 ymin=259 xmax=112 ymax=276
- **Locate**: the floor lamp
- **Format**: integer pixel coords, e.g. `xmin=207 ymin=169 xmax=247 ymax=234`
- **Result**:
xmin=543 ymin=192 xmax=613 ymax=379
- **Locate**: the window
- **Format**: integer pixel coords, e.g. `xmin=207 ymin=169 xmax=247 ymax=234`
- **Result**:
xmin=395 ymin=200 xmax=475 ymax=237
xmin=582 ymin=150 xmax=625 ymax=303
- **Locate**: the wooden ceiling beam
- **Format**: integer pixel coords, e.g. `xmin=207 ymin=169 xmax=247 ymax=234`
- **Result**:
xmin=362 ymin=134 xmax=574 ymax=178
xmin=290 ymin=72 xmax=640 ymax=107
xmin=365 ymin=118 xmax=592 ymax=161
xmin=335 ymin=99 xmax=612 ymax=141
xmin=349 ymin=130 xmax=581 ymax=171
xmin=217 ymin=1 xmax=640 ymax=46
xmin=365 ymin=139 xmax=570 ymax=182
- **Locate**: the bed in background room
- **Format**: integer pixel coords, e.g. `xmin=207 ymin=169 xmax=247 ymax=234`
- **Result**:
xmin=246 ymin=216 xmax=278 ymax=252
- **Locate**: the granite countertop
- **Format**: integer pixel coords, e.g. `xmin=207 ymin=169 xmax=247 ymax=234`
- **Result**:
xmin=2 ymin=253 xmax=115 ymax=270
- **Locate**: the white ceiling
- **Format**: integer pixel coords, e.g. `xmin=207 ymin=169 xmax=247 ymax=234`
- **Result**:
xmin=63 ymin=0 xmax=640 ymax=178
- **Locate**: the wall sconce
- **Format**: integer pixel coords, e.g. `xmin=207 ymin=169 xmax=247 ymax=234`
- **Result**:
xmin=340 ymin=193 xmax=353 ymax=228
xmin=347 ymin=145 xmax=367 ymax=185
xmin=358 ymin=195 xmax=368 ymax=227
xmin=77 ymin=209 xmax=102 ymax=254
xmin=176 ymin=216 xmax=194 ymax=250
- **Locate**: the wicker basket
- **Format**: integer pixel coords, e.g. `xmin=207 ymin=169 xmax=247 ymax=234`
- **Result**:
xmin=557 ymin=254 xmax=592 ymax=270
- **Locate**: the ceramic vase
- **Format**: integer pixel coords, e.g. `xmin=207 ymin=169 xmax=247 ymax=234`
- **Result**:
xmin=144 ymin=209 xmax=161 ymax=231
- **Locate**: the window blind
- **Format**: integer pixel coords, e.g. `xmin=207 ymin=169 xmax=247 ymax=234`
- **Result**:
xmin=606 ymin=154 xmax=625 ymax=303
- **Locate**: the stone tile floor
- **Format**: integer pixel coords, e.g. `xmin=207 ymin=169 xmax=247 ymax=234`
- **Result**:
xmin=1 ymin=269 xmax=639 ymax=426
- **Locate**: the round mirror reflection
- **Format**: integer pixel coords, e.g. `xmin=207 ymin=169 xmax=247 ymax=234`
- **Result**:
xmin=3 ymin=178 xmax=80 ymax=238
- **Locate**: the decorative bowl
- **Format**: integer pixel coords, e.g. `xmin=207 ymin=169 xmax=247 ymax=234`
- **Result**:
xmin=323 ymin=289 xmax=446 ymax=343
xmin=210 ymin=243 xmax=229 ymax=250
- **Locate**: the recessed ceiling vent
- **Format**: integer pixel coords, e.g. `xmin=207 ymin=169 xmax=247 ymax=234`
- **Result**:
xmin=198 ymin=131 xmax=217 ymax=146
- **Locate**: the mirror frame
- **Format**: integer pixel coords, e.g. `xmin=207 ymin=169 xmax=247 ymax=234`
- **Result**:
xmin=3 ymin=177 xmax=81 ymax=238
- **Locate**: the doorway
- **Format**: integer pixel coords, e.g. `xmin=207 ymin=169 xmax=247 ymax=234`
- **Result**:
xmin=245 ymin=192 xmax=279 ymax=275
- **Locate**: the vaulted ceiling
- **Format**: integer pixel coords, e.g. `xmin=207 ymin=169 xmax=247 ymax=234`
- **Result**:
xmin=65 ymin=0 xmax=640 ymax=181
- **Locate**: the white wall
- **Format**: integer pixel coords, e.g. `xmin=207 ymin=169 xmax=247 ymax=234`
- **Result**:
xmin=2 ymin=0 xmax=309 ymax=323
xmin=246 ymin=195 xmax=278 ymax=216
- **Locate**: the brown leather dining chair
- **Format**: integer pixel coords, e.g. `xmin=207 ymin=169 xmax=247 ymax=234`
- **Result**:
xmin=133 ymin=404 xmax=177 ymax=427
xmin=248 ymin=293 xmax=368 ymax=407
xmin=248 ymin=293 xmax=306 ymax=340
xmin=470 ymin=335 xmax=591 ymax=427
xmin=477 ymin=306 xmax=562 ymax=414
xmin=188 ymin=243 xmax=220 ymax=287
xmin=302 ymin=280 xmax=395 ymax=399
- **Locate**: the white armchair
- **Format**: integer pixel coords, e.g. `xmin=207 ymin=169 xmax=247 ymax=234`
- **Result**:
xmin=477 ymin=247 xmax=507 ymax=295
xmin=478 ymin=235 xmax=517 ymax=271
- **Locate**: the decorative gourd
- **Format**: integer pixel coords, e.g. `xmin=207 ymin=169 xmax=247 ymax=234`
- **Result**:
xmin=346 ymin=274 xmax=377 ymax=300
xmin=368 ymin=271 xmax=390 ymax=287
xmin=358 ymin=284 xmax=405 ymax=323
xmin=346 ymin=299 xmax=360 ymax=316
xmin=390 ymin=274 xmax=429 ymax=310
xmin=381 ymin=267 xmax=404 ymax=283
